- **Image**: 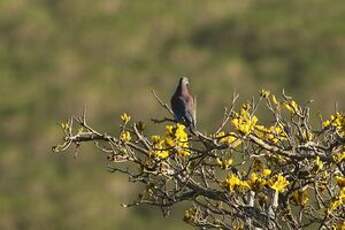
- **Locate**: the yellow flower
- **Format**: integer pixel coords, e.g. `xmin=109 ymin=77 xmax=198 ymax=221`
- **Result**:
xmin=248 ymin=172 xmax=266 ymax=190
xmin=323 ymin=113 xmax=345 ymax=137
xmin=322 ymin=120 xmax=331 ymax=128
xmin=332 ymin=221 xmax=345 ymax=230
xmin=184 ymin=208 xmax=197 ymax=224
xmin=177 ymin=149 xmax=190 ymax=157
xmin=254 ymin=123 xmax=286 ymax=144
xmin=60 ymin=121 xmax=70 ymax=130
xmin=165 ymin=137 xmax=175 ymax=147
xmin=151 ymin=135 xmax=161 ymax=143
xmin=283 ymin=100 xmax=300 ymax=114
xmin=175 ymin=123 xmax=188 ymax=142
xmin=262 ymin=169 xmax=272 ymax=177
xmin=120 ymin=131 xmax=131 ymax=142
xmin=231 ymin=107 xmax=258 ymax=135
xmin=165 ymin=124 xmax=174 ymax=136
xmin=150 ymin=136 xmax=170 ymax=159
xmin=120 ymin=113 xmax=131 ymax=124
xmin=271 ymin=95 xmax=279 ymax=105
xmin=292 ymin=188 xmax=309 ymax=208
xmin=259 ymin=89 xmax=270 ymax=98
xmin=216 ymin=158 xmax=233 ymax=169
xmin=328 ymin=188 xmax=345 ymax=213
xmin=269 ymin=174 xmax=289 ymax=193
xmin=315 ymin=156 xmax=324 ymax=170
xmin=224 ymin=174 xmax=250 ymax=192
xmin=154 ymin=150 xmax=170 ymax=159
xmin=150 ymin=124 xmax=191 ymax=159
xmin=216 ymin=131 xmax=242 ymax=147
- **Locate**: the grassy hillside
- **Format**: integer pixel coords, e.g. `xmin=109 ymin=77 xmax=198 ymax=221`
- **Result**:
xmin=1 ymin=0 xmax=345 ymax=229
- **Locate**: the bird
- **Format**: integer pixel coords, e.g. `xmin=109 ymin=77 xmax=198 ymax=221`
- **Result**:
xmin=170 ymin=77 xmax=197 ymax=129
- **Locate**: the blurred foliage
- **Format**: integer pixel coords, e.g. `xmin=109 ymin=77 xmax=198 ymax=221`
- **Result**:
xmin=0 ymin=0 xmax=345 ymax=229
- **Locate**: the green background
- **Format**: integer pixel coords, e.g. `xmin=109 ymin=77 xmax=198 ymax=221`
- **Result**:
xmin=1 ymin=0 xmax=345 ymax=229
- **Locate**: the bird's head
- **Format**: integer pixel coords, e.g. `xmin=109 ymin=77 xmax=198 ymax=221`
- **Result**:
xmin=180 ymin=77 xmax=190 ymax=87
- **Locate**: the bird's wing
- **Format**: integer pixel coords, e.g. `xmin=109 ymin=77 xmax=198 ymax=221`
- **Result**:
xmin=182 ymin=96 xmax=195 ymax=128
xmin=172 ymin=96 xmax=194 ymax=127
xmin=171 ymin=95 xmax=184 ymax=120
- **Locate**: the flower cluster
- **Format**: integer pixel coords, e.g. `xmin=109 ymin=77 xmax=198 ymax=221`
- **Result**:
xmin=323 ymin=112 xmax=345 ymax=137
xmin=214 ymin=131 xmax=242 ymax=147
xmin=259 ymin=89 xmax=270 ymax=98
xmin=328 ymin=187 xmax=345 ymax=213
xmin=216 ymin=158 xmax=233 ymax=169
xmin=183 ymin=208 xmax=198 ymax=224
xmin=231 ymin=104 xmax=258 ymax=135
xmin=150 ymin=123 xmax=190 ymax=159
xmin=120 ymin=113 xmax=131 ymax=124
xmin=119 ymin=113 xmax=132 ymax=142
xmin=224 ymin=174 xmax=250 ymax=192
xmin=269 ymin=174 xmax=290 ymax=193
xmin=328 ymin=176 xmax=345 ymax=214
xmin=283 ymin=100 xmax=301 ymax=114
xmin=120 ymin=131 xmax=131 ymax=142
xmin=224 ymin=170 xmax=290 ymax=194
xmin=291 ymin=187 xmax=309 ymax=208
xmin=254 ymin=124 xmax=287 ymax=144
xmin=248 ymin=167 xmax=272 ymax=191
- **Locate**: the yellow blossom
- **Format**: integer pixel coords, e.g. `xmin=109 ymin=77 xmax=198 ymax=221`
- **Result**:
xmin=120 ymin=113 xmax=131 ymax=124
xmin=269 ymin=174 xmax=289 ymax=193
xmin=271 ymin=95 xmax=279 ymax=105
xmin=60 ymin=121 xmax=70 ymax=131
xmin=254 ymin=124 xmax=286 ymax=144
xmin=248 ymin=172 xmax=266 ymax=190
xmin=231 ymin=107 xmax=258 ymax=135
xmin=154 ymin=150 xmax=170 ymax=159
xmin=216 ymin=131 xmax=242 ymax=147
xmin=322 ymin=120 xmax=331 ymax=128
xmin=120 ymin=131 xmax=131 ymax=142
xmin=259 ymin=89 xmax=270 ymax=98
xmin=177 ymin=149 xmax=190 ymax=157
xmin=151 ymin=135 xmax=161 ymax=143
xmin=150 ymin=124 xmax=191 ymax=159
xmin=322 ymin=113 xmax=345 ymax=137
xmin=216 ymin=158 xmax=233 ymax=169
xmin=224 ymin=174 xmax=250 ymax=192
xmin=332 ymin=221 xmax=345 ymax=230
xmin=315 ymin=156 xmax=324 ymax=170
xmin=292 ymin=188 xmax=309 ymax=208
xmin=175 ymin=123 xmax=188 ymax=142
xmin=184 ymin=208 xmax=197 ymax=224
xmin=150 ymin=136 xmax=170 ymax=159
xmin=165 ymin=137 xmax=175 ymax=147
xmin=262 ymin=169 xmax=272 ymax=177
xmin=328 ymin=188 xmax=345 ymax=213
xmin=165 ymin=124 xmax=174 ymax=136
xmin=283 ymin=100 xmax=300 ymax=114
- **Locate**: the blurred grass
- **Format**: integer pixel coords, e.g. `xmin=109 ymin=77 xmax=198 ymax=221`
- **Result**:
xmin=0 ymin=0 xmax=345 ymax=229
